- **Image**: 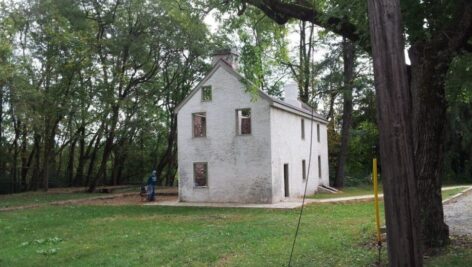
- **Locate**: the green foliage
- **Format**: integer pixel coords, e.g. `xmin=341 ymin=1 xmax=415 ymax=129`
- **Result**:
xmin=0 ymin=0 xmax=217 ymax=191
xmin=220 ymin=7 xmax=289 ymax=97
xmin=443 ymin=53 xmax=472 ymax=184
xmin=347 ymin=122 xmax=378 ymax=180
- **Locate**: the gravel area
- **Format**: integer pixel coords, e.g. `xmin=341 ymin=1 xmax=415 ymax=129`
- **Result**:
xmin=444 ymin=188 xmax=472 ymax=236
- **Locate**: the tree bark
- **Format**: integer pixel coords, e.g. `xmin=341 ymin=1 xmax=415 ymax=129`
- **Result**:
xmin=367 ymin=0 xmax=423 ymax=265
xmin=333 ymin=39 xmax=355 ymax=188
xmin=409 ymin=45 xmax=450 ymax=248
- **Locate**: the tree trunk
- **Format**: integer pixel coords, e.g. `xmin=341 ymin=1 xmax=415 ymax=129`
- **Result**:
xmin=40 ymin=118 xmax=59 ymax=191
xmin=367 ymin=0 xmax=423 ymax=265
xmin=20 ymin=125 xmax=29 ymax=190
xmin=85 ymin=128 xmax=103 ymax=190
xmin=156 ymin=114 xmax=177 ymax=186
xmin=409 ymin=45 xmax=450 ymax=248
xmin=89 ymin=105 xmax=119 ymax=192
xmin=67 ymin=138 xmax=77 ymax=186
xmin=32 ymin=132 xmax=42 ymax=190
xmin=12 ymin=119 xmax=21 ymax=193
xmin=74 ymin=126 xmax=86 ymax=186
xmin=333 ymin=39 xmax=355 ymax=188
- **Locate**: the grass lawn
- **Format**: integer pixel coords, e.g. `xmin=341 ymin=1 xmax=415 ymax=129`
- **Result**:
xmin=0 ymin=192 xmax=102 ymax=209
xmin=309 ymin=185 xmax=382 ymax=199
xmin=0 ymin=201 xmax=470 ymax=266
xmin=441 ymin=187 xmax=467 ymax=200
xmin=310 ymin=185 xmax=469 ymax=200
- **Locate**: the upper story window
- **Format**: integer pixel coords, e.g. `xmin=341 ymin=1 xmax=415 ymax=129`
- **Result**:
xmin=301 ymin=119 xmax=305 ymax=140
xmin=236 ymin=108 xmax=251 ymax=135
xmin=201 ymin=86 xmax=212 ymax=102
xmin=192 ymin=112 xmax=206 ymax=137
xmin=317 ymin=124 xmax=320 ymax=142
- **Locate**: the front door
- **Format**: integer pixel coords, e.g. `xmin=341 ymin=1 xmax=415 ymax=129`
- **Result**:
xmin=284 ymin=164 xmax=289 ymax=197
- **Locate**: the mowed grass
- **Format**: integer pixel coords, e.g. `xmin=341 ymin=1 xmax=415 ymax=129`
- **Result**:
xmin=0 ymin=190 xmax=471 ymax=266
xmin=309 ymin=185 xmax=382 ymax=199
xmin=0 ymin=192 xmax=102 ymax=209
xmin=0 ymin=203 xmax=387 ymax=267
xmin=441 ymin=187 xmax=467 ymax=200
xmin=310 ymin=185 xmax=469 ymax=200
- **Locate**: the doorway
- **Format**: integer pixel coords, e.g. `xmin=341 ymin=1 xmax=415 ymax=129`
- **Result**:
xmin=284 ymin=164 xmax=289 ymax=197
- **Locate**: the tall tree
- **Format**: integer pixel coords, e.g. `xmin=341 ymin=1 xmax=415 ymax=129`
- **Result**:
xmin=333 ymin=38 xmax=355 ymax=188
xmin=367 ymin=0 xmax=422 ymax=264
xmin=236 ymin=0 xmax=472 ymax=249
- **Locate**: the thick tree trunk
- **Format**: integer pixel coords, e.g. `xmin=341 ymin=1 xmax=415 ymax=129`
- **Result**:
xmin=409 ymin=45 xmax=450 ymax=248
xmin=334 ymin=39 xmax=355 ymax=188
xmin=367 ymin=0 xmax=423 ymax=265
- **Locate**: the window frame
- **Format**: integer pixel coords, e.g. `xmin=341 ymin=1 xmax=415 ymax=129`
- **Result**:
xmin=201 ymin=85 xmax=212 ymax=102
xmin=235 ymin=108 xmax=252 ymax=135
xmin=193 ymin=162 xmax=208 ymax=187
xmin=192 ymin=112 xmax=207 ymax=138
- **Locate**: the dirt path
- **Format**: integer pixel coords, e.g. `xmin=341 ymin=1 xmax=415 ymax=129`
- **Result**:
xmin=444 ymin=188 xmax=472 ymax=237
xmin=0 ymin=187 xmax=178 ymax=212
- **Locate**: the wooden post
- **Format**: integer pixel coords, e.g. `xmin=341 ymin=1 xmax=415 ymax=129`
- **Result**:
xmin=367 ymin=0 xmax=423 ymax=266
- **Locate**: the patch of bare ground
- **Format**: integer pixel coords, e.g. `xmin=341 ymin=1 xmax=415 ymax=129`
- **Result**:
xmin=77 ymin=194 xmax=177 ymax=206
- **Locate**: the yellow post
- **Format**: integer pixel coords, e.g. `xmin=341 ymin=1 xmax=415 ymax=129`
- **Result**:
xmin=373 ymin=153 xmax=381 ymax=245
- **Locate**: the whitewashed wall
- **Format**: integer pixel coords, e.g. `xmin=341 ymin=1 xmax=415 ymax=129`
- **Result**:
xmin=177 ymin=64 xmax=273 ymax=203
xmin=270 ymin=108 xmax=329 ymax=202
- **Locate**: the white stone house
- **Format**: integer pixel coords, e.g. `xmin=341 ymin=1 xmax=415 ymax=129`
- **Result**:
xmin=175 ymin=50 xmax=329 ymax=203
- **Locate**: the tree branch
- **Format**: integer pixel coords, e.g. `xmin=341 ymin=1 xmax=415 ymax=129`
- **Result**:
xmin=242 ymin=0 xmax=367 ymax=49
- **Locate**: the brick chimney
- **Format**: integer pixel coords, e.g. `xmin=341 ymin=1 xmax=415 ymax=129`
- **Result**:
xmin=283 ymin=81 xmax=301 ymax=108
xmin=211 ymin=48 xmax=239 ymax=70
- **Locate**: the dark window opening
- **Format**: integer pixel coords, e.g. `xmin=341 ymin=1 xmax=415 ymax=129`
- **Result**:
xmin=236 ymin=109 xmax=251 ymax=135
xmin=318 ymin=156 xmax=322 ymax=179
xmin=302 ymin=160 xmax=306 ymax=180
xmin=193 ymin=113 xmax=206 ymax=137
xmin=193 ymin=162 xmax=208 ymax=187
xmin=317 ymin=124 xmax=320 ymax=143
xmin=202 ymin=86 xmax=212 ymax=102
xmin=301 ymin=119 xmax=305 ymax=140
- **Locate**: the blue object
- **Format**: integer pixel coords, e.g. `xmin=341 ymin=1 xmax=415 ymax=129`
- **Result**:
xmin=147 ymin=170 xmax=157 ymax=201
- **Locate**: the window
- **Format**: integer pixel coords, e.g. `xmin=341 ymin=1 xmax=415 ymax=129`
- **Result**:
xmin=192 ymin=113 xmax=206 ymax=137
xmin=193 ymin=162 xmax=208 ymax=187
xmin=317 ymin=124 xmax=320 ymax=142
xmin=302 ymin=160 xmax=306 ymax=180
xmin=318 ymin=156 xmax=322 ymax=179
xmin=236 ymin=108 xmax=251 ymax=135
xmin=201 ymin=86 xmax=212 ymax=102
xmin=301 ymin=119 xmax=305 ymax=140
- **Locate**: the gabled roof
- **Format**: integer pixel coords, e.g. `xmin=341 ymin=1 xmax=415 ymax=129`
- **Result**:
xmin=174 ymin=59 xmax=328 ymax=124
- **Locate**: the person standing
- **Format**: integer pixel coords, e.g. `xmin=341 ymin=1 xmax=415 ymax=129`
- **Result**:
xmin=147 ymin=170 xmax=157 ymax=201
